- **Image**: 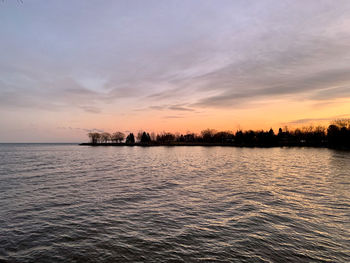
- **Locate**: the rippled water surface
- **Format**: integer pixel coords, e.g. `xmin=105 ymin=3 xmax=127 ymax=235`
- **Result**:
xmin=0 ymin=144 xmax=349 ymax=262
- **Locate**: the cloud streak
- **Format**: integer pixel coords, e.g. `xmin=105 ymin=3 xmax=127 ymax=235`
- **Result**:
xmin=193 ymin=68 xmax=350 ymax=108
xmin=284 ymin=114 xmax=350 ymax=125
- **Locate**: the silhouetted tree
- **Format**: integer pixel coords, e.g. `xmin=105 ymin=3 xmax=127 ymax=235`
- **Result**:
xmin=332 ymin=119 xmax=350 ymax=129
xmin=235 ymin=130 xmax=244 ymax=145
xmin=156 ymin=132 xmax=175 ymax=143
xmin=178 ymin=134 xmax=185 ymax=142
xmin=201 ymin=129 xmax=216 ymax=142
xmin=266 ymin=128 xmax=277 ymax=145
xmin=85 ymin=120 xmax=350 ymax=149
xmin=125 ymin=133 xmax=135 ymax=144
xmin=278 ymin=128 xmax=283 ymax=136
xmin=111 ymin=132 xmax=125 ymax=143
xmin=100 ymin=132 xmax=111 ymax=143
xmin=183 ymin=133 xmax=195 ymax=142
xmin=88 ymin=132 xmax=101 ymax=145
xmin=244 ymin=130 xmax=257 ymax=145
xmin=327 ymin=120 xmax=350 ymax=148
xmin=136 ymin=131 xmax=143 ymax=142
xmin=213 ymin=131 xmax=234 ymax=143
xmin=140 ymin=132 xmax=151 ymax=143
xmin=150 ymin=132 xmax=157 ymax=142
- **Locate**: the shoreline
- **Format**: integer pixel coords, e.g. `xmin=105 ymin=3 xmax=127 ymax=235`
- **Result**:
xmin=79 ymin=142 xmax=349 ymax=150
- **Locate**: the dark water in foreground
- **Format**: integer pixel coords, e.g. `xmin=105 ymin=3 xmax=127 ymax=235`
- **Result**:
xmin=0 ymin=144 xmax=349 ymax=262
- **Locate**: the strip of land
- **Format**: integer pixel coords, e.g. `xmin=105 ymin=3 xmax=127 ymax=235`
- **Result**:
xmin=79 ymin=142 xmax=330 ymax=148
xmin=81 ymin=120 xmax=350 ymax=149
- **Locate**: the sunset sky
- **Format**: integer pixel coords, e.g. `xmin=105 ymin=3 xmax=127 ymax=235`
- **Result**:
xmin=1 ymin=0 xmax=350 ymax=142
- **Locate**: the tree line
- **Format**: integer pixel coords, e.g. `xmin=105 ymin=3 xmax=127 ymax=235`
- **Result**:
xmin=87 ymin=119 xmax=350 ymax=149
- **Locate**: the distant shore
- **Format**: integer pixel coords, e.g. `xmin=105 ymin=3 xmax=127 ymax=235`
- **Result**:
xmin=79 ymin=142 xmax=350 ymax=149
xmin=83 ymin=120 xmax=350 ymax=150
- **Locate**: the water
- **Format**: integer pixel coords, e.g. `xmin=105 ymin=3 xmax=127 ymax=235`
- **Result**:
xmin=0 ymin=144 xmax=349 ymax=262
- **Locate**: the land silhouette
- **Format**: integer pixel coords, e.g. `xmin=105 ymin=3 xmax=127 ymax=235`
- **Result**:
xmin=81 ymin=119 xmax=350 ymax=149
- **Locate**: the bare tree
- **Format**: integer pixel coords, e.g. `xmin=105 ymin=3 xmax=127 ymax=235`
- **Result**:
xmin=136 ymin=131 xmax=144 ymax=142
xmin=156 ymin=132 xmax=175 ymax=143
xmin=201 ymin=129 xmax=216 ymax=142
xmin=332 ymin=119 xmax=350 ymax=129
xmin=111 ymin=132 xmax=125 ymax=143
xmin=88 ymin=132 xmax=101 ymax=144
xmin=150 ymin=132 xmax=156 ymax=142
xmin=100 ymin=132 xmax=111 ymax=143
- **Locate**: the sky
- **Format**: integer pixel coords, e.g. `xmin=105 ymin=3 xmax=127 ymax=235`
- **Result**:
xmin=1 ymin=0 xmax=350 ymax=142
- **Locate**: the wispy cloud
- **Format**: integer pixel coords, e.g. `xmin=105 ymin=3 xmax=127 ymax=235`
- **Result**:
xmin=146 ymin=104 xmax=195 ymax=112
xmin=163 ymin=115 xmax=184 ymax=119
xmin=192 ymin=58 xmax=350 ymax=108
xmin=79 ymin=106 xmax=101 ymax=114
xmin=284 ymin=114 xmax=350 ymax=125
xmin=168 ymin=105 xmax=195 ymax=112
xmin=57 ymin=127 xmax=105 ymax=133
